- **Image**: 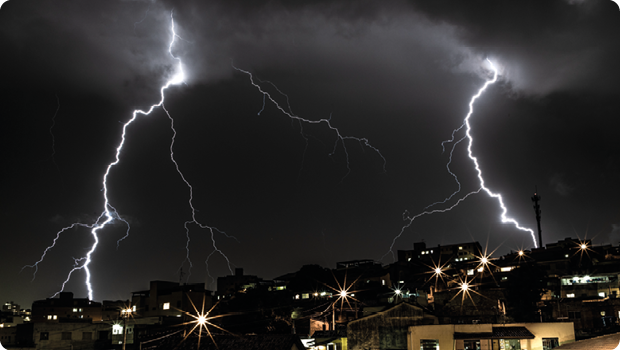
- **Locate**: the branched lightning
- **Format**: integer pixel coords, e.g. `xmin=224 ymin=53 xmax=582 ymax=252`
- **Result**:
xmin=462 ymin=60 xmax=537 ymax=247
xmin=232 ymin=64 xmax=387 ymax=181
xmin=384 ymin=59 xmax=536 ymax=262
xmin=23 ymin=12 xmax=234 ymax=300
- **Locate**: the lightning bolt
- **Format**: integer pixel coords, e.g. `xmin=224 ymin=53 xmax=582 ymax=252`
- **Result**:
xmin=232 ymin=64 xmax=387 ymax=181
xmin=23 ymin=12 xmax=234 ymax=300
xmin=383 ymin=59 xmax=536 ymax=261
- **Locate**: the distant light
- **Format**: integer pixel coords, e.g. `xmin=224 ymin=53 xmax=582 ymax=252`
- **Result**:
xmin=435 ymin=267 xmax=442 ymax=274
xmin=518 ymin=250 xmax=524 ymax=256
xmin=395 ymin=289 xmax=402 ymax=295
xmin=480 ymin=257 xmax=488 ymax=264
xmin=340 ymin=290 xmax=347 ymax=297
xmin=580 ymin=244 xmax=587 ymax=250
xmin=461 ymin=282 xmax=470 ymax=291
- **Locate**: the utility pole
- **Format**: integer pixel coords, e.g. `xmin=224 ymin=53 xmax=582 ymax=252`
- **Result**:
xmin=121 ymin=308 xmax=132 ymax=350
xmin=531 ymin=188 xmax=543 ymax=248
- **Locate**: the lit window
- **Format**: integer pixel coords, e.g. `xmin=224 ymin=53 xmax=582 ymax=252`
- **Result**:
xmin=430 ymin=250 xmax=433 ymax=254
xmin=72 ymin=308 xmax=78 ymax=312
xmin=399 ymin=280 xmax=404 ymax=284
xmin=408 ymin=258 xmax=411 ymax=262
xmin=302 ymin=293 xmax=309 ymax=299
xmin=79 ymin=308 xmax=83 ymax=312
xmin=467 ymin=269 xmax=474 ymax=276
xmin=599 ymin=292 xmax=606 ymax=298
xmin=295 ymin=295 xmax=300 ymax=300
xmin=163 ymin=303 xmax=170 ymax=310
xmin=112 ymin=324 xmax=123 ymax=335
xmin=477 ymin=267 xmax=484 ymax=273
xmin=601 ymin=311 xmax=606 ymax=316
xmin=53 ymin=315 xmax=57 ymax=320
xmin=47 ymin=315 xmax=52 ymax=320
xmin=500 ymin=267 xmax=513 ymax=272
xmin=132 ymin=305 xmax=136 ymax=312
xmin=567 ymin=293 xmax=575 ymax=298
xmin=382 ymin=280 xmax=385 ymax=286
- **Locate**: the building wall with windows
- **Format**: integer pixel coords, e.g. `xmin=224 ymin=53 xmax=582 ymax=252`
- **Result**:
xmin=31 ymin=292 xmax=102 ymax=323
xmin=33 ymin=322 xmax=111 ymax=350
xmin=131 ymin=281 xmax=212 ymax=318
xmin=409 ymin=323 xmax=574 ymax=350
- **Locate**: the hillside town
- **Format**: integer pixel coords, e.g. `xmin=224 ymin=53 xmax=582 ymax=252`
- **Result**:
xmin=3 ymin=236 xmax=620 ymax=350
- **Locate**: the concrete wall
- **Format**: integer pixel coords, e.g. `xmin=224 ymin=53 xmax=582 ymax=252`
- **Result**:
xmin=33 ymin=322 xmax=110 ymax=350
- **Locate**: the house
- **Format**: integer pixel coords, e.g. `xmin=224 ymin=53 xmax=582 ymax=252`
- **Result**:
xmin=409 ymin=322 xmax=575 ymax=350
xmin=347 ymin=302 xmax=437 ymax=350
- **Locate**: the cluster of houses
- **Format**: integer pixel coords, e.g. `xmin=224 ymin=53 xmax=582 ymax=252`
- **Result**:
xmin=2 ymin=236 xmax=620 ymax=349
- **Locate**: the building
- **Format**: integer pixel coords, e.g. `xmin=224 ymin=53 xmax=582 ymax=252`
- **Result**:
xmin=131 ymin=280 xmax=212 ymax=318
xmin=31 ymin=292 xmax=102 ymax=323
xmin=217 ymin=268 xmax=264 ymax=296
xmin=347 ymin=302 xmax=438 ymax=350
xmin=409 ymin=322 xmax=575 ymax=350
xmin=33 ymin=320 xmax=111 ymax=350
xmin=398 ymin=241 xmax=483 ymax=265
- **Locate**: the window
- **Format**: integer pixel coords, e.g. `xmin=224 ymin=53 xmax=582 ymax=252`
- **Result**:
xmin=82 ymin=332 xmax=92 ymax=341
xmin=500 ymin=339 xmax=521 ymax=349
xmin=420 ymin=339 xmax=439 ymax=350
xmin=464 ymin=339 xmax=481 ymax=349
xmin=40 ymin=332 xmax=49 ymax=341
xmin=601 ymin=311 xmax=606 ymax=316
xmin=47 ymin=315 xmax=52 ymax=320
xmin=53 ymin=315 xmax=57 ymax=320
xmin=467 ymin=269 xmax=474 ymax=276
xmin=542 ymin=338 xmax=559 ymax=350
xmin=61 ymin=332 xmax=72 ymax=340
xmin=112 ymin=324 xmax=123 ymax=335
xmin=73 ymin=308 xmax=78 ymax=312
xmin=599 ymin=292 xmax=606 ymax=297
xmin=302 ymin=293 xmax=309 ymax=299
xmin=566 ymin=293 xmax=575 ymax=298
xmin=163 ymin=302 xmax=170 ymax=310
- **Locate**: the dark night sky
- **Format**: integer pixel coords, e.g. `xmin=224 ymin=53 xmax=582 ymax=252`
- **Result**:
xmin=2 ymin=0 xmax=620 ymax=307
